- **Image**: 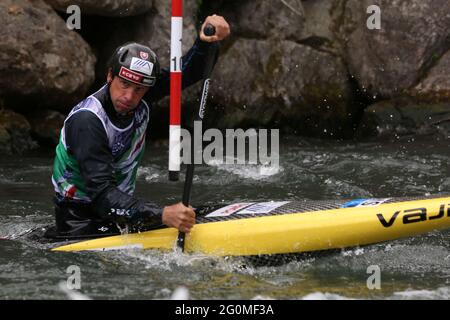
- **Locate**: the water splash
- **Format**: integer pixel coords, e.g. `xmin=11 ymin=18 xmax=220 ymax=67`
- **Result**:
xmin=207 ymin=159 xmax=283 ymax=181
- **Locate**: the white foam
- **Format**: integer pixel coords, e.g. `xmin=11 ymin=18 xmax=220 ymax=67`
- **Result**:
xmin=171 ymin=286 xmax=190 ymax=300
xmin=58 ymin=281 xmax=92 ymax=300
xmin=302 ymin=292 xmax=353 ymax=300
xmin=137 ymin=166 xmax=164 ymax=182
xmin=207 ymin=158 xmax=283 ymax=181
xmin=392 ymin=287 xmax=450 ymax=300
xmin=251 ymin=295 xmax=275 ymax=300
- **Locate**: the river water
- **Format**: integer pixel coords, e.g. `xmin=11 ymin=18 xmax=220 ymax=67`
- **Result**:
xmin=0 ymin=136 xmax=449 ymax=300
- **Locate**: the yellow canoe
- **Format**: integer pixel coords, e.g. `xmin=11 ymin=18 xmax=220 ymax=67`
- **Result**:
xmin=52 ymin=196 xmax=450 ymax=256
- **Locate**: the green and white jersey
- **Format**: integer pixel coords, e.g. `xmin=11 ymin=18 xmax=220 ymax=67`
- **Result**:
xmin=52 ymin=85 xmax=149 ymax=202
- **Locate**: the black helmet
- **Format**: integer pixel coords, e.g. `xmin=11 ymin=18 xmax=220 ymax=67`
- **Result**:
xmin=109 ymin=42 xmax=160 ymax=87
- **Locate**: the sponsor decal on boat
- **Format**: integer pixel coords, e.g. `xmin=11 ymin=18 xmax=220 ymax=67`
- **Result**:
xmin=205 ymin=203 xmax=254 ymax=217
xmin=341 ymin=198 xmax=390 ymax=208
xmin=237 ymin=201 xmax=290 ymax=215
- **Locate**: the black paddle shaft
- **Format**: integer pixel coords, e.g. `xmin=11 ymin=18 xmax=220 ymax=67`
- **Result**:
xmin=177 ymin=24 xmax=219 ymax=251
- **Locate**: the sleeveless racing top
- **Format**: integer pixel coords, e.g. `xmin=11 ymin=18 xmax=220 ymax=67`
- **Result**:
xmin=52 ymin=85 xmax=149 ymax=202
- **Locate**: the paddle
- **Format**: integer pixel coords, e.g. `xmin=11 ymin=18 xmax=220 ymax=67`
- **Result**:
xmin=176 ymin=24 xmax=219 ymax=251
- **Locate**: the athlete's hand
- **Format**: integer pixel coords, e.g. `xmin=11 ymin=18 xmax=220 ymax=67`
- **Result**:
xmin=200 ymin=14 xmax=230 ymax=42
xmin=162 ymin=202 xmax=196 ymax=233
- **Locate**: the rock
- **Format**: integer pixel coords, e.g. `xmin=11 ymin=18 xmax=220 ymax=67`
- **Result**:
xmin=411 ymin=50 xmax=450 ymax=102
xmin=29 ymin=110 xmax=65 ymax=146
xmin=45 ymin=0 xmax=153 ymax=17
xmin=206 ymin=0 xmax=341 ymax=54
xmin=0 ymin=109 xmax=37 ymax=154
xmin=338 ymin=0 xmax=450 ymax=98
xmin=0 ymin=125 xmax=11 ymax=153
xmin=303 ymin=0 xmax=335 ymax=41
xmin=0 ymin=0 xmax=96 ymax=110
xmin=217 ymin=0 xmax=305 ymax=41
xmin=209 ymin=38 xmax=354 ymax=138
xmin=356 ymin=99 xmax=450 ymax=139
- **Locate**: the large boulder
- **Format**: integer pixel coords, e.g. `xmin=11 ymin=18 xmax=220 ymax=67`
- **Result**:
xmin=338 ymin=0 xmax=450 ymax=98
xmin=0 ymin=0 xmax=96 ymax=110
xmin=209 ymin=38 xmax=355 ymax=138
xmin=45 ymin=0 xmax=153 ymax=17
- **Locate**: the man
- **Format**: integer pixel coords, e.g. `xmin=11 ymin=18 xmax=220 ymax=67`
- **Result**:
xmin=46 ymin=15 xmax=230 ymax=239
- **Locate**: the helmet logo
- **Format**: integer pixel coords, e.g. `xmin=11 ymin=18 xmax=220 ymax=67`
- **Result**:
xmin=140 ymin=51 xmax=149 ymax=60
xmin=119 ymin=66 xmax=144 ymax=83
xmin=130 ymin=57 xmax=154 ymax=76
xmin=119 ymin=66 xmax=154 ymax=86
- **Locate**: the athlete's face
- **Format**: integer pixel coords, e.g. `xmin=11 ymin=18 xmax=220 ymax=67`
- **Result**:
xmin=107 ymin=71 xmax=150 ymax=115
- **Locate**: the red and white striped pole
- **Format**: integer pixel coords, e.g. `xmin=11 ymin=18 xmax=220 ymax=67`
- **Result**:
xmin=169 ymin=0 xmax=183 ymax=181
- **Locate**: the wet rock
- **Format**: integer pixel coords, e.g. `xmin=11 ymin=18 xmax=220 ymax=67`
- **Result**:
xmin=45 ymin=0 xmax=153 ymax=17
xmin=209 ymin=39 xmax=354 ymax=138
xmin=356 ymin=99 xmax=450 ymax=140
xmin=29 ymin=110 xmax=65 ymax=147
xmin=0 ymin=109 xmax=37 ymax=154
xmin=0 ymin=0 xmax=96 ymax=110
xmin=338 ymin=0 xmax=450 ymax=98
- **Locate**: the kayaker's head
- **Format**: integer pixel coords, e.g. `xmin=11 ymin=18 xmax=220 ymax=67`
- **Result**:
xmin=106 ymin=42 xmax=160 ymax=115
